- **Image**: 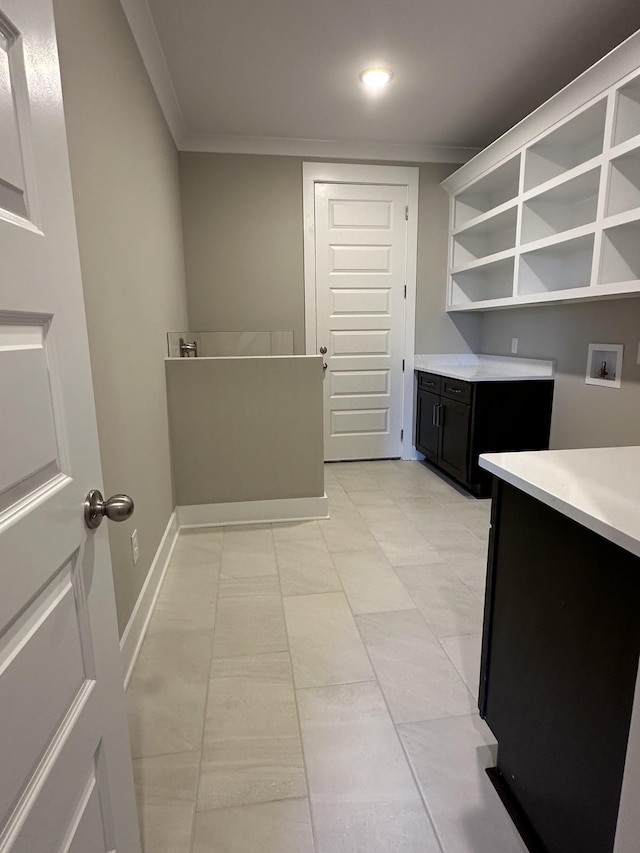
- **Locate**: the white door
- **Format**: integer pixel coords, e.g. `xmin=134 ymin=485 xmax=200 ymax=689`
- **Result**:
xmin=0 ymin=2 xmax=140 ymax=851
xmin=315 ymin=182 xmax=408 ymax=461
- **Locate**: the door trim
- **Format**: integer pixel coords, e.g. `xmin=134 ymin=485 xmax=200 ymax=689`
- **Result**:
xmin=302 ymin=162 xmax=419 ymax=461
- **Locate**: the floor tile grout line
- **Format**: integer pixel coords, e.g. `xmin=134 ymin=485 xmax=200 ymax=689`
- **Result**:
xmin=273 ymin=523 xmax=320 ymax=853
xmin=187 ymin=554 xmax=223 ymax=853
xmin=348 ymin=594 xmax=447 ymax=853
xmin=329 ymin=468 xmax=454 ymax=853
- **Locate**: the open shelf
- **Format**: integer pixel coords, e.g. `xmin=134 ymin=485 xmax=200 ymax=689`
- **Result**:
xmin=518 ymin=234 xmax=595 ymax=296
xmin=521 ymin=168 xmax=600 ymax=243
xmin=450 ymin=257 xmax=515 ymax=306
xmin=606 ymin=149 xmax=640 ymax=217
xmin=452 ymin=207 xmax=517 ymax=266
xmin=453 ymin=156 xmax=520 ymax=228
xmin=613 ymin=76 xmax=640 ymax=147
xmin=600 ymin=221 xmax=640 ymax=285
xmin=523 ymin=100 xmax=607 ymax=191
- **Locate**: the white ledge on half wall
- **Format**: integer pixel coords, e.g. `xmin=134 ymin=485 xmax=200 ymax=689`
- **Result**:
xmin=414 ymin=353 xmax=555 ymax=382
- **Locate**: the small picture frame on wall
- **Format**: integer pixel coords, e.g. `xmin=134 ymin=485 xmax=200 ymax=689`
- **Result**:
xmin=585 ymin=343 xmax=623 ymax=388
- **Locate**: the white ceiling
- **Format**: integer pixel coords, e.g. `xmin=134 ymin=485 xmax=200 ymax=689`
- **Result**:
xmin=129 ymin=0 xmax=640 ymax=160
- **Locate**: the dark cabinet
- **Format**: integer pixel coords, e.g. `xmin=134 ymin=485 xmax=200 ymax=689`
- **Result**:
xmin=415 ymin=371 xmax=554 ymax=496
xmin=481 ymin=481 xmax=640 ymax=853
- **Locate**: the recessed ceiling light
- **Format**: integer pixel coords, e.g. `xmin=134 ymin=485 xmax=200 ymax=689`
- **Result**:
xmin=360 ymin=68 xmax=393 ymax=90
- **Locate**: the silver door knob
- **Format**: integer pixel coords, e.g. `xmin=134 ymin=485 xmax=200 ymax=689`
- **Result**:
xmin=84 ymin=489 xmax=134 ymax=530
xmin=319 ymin=346 xmax=327 ymax=355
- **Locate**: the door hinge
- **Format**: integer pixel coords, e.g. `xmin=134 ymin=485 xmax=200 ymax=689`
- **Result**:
xmin=401 ymin=429 xmax=404 ymax=440
xmin=405 ymin=205 xmax=409 ymax=220
xmin=402 ymin=359 xmax=405 ymax=372
xmin=404 ymin=285 xmax=407 ymax=298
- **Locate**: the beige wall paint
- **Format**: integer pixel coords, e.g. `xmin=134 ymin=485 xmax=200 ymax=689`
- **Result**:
xmin=179 ymin=153 xmax=480 ymax=356
xmin=179 ymin=154 xmax=306 ymax=352
xmin=480 ymin=299 xmax=640 ymax=448
xmin=54 ymin=0 xmax=188 ymax=635
xmin=166 ymin=357 xmax=324 ymax=505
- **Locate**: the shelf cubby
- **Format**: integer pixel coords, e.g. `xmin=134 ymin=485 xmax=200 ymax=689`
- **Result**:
xmin=523 ymin=100 xmax=607 ymax=191
xmin=606 ymin=150 xmax=640 ymax=217
xmin=521 ymin=168 xmax=600 ymax=243
xmin=450 ymin=257 xmax=515 ymax=306
xmin=613 ymin=76 xmax=640 ymax=147
xmin=518 ymin=234 xmax=594 ymax=296
xmin=600 ymin=221 xmax=640 ymax=285
xmin=452 ymin=207 xmax=517 ymax=266
xmin=453 ymin=156 xmax=520 ymax=228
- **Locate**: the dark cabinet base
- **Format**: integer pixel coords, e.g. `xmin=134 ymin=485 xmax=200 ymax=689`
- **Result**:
xmin=481 ymin=481 xmax=640 ymax=853
xmin=415 ymin=373 xmax=554 ymax=497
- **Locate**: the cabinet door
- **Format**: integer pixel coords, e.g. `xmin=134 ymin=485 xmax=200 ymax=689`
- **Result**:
xmin=416 ymin=389 xmax=439 ymax=462
xmin=438 ymin=399 xmax=471 ymax=482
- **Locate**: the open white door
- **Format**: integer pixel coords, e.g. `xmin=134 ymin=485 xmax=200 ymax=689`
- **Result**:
xmin=0 ymin=1 xmax=140 ymax=851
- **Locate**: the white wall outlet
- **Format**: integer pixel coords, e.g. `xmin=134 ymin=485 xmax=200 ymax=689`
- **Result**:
xmin=511 ymin=337 xmax=519 ymax=354
xmin=131 ymin=529 xmax=139 ymax=565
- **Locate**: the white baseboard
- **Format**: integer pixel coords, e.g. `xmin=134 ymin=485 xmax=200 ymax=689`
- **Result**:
xmin=402 ymin=446 xmax=421 ymax=461
xmin=178 ymin=494 xmax=329 ymax=528
xmin=120 ymin=511 xmax=179 ymax=689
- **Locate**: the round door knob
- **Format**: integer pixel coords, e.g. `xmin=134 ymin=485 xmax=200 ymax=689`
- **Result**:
xmin=84 ymin=489 xmax=135 ymax=530
xmin=319 ymin=346 xmax=327 ymax=355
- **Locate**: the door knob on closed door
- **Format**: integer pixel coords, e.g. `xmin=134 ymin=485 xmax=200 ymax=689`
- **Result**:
xmin=319 ymin=346 xmax=327 ymax=354
xmin=84 ymin=489 xmax=135 ymax=530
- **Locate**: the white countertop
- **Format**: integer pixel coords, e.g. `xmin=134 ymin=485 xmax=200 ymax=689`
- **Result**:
xmin=479 ymin=446 xmax=640 ymax=559
xmin=414 ymin=353 xmax=555 ymax=382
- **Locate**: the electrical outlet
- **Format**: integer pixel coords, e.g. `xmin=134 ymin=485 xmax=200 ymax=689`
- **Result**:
xmin=511 ymin=337 xmax=519 ymax=354
xmin=131 ymin=529 xmax=139 ymax=565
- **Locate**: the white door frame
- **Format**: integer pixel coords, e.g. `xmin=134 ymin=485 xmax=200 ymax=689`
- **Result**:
xmin=303 ymin=162 xmax=419 ymax=461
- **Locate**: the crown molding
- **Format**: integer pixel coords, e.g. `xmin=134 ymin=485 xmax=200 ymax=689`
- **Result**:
xmin=178 ymin=133 xmax=478 ymax=163
xmin=119 ymin=0 xmax=477 ymax=164
xmin=442 ymin=28 xmax=640 ymax=193
xmin=119 ymin=0 xmax=186 ymax=143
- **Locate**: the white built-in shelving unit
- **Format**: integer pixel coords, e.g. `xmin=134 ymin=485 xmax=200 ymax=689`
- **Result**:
xmin=443 ymin=31 xmax=640 ymax=311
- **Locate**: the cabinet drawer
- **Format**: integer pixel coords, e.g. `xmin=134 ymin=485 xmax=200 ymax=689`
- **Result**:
xmin=417 ymin=372 xmax=442 ymax=393
xmin=442 ymin=377 xmax=472 ymax=404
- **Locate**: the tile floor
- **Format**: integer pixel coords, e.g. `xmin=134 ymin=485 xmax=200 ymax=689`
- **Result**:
xmin=127 ymin=459 xmax=528 ymax=853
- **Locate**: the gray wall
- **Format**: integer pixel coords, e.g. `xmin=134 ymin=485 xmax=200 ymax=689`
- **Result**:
xmin=480 ymin=300 xmax=640 ymax=448
xmin=166 ymin=357 xmax=324 ymax=505
xmin=179 ymin=154 xmax=306 ymax=352
xmin=54 ymin=0 xmax=188 ymax=635
xmin=179 ymin=153 xmax=480 ymax=356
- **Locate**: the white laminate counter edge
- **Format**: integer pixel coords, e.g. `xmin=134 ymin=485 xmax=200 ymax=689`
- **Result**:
xmin=480 ymin=447 xmax=640 ymax=559
xmin=414 ymin=353 xmax=555 ymax=382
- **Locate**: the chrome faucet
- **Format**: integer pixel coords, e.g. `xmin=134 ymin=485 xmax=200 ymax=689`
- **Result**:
xmin=179 ymin=337 xmax=198 ymax=357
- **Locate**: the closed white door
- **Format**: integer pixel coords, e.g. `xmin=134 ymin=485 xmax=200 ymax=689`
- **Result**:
xmin=315 ymin=182 xmax=408 ymax=460
xmin=0 ymin=2 xmax=140 ymax=851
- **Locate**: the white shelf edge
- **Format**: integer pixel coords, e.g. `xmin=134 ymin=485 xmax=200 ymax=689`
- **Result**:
xmin=451 ymin=199 xmax=519 ymax=236
xmin=519 ymin=223 xmax=597 ymax=256
xmin=447 ymin=281 xmax=640 ymax=312
xmin=601 ymin=208 xmax=640 ymax=231
xmin=608 ymin=133 xmax=640 ymax=161
xmin=450 ymin=248 xmax=516 ymax=276
xmin=520 ymin=156 xmax=603 ymax=203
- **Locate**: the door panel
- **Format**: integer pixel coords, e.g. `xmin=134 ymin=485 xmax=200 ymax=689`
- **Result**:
xmin=0 ymin=1 xmax=140 ymax=850
xmin=438 ymin=399 xmax=471 ymax=482
xmin=415 ymin=389 xmax=439 ymax=462
xmin=315 ymin=182 xmax=408 ymax=460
